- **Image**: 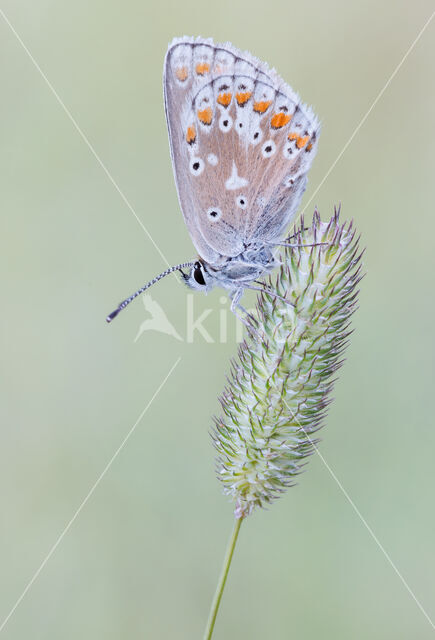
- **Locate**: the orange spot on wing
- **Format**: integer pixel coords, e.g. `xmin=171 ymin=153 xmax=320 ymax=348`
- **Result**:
xmin=186 ymin=125 xmax=196 ymax=145
xmin=196 ymin=62 xmax=210 ymax=75
xmin=236 ymin=91 xmax=252 ymax=106
xmin=306 ymin=142 xmax=313 ymax=152
xmin=288 ymin=132 xmax=310 ymax=149
xmin=270 ymin=112 xmax=292 ymax=129
xmin=253 ymin=100 xmax=272 ymax=113
xmin=296 ymin=135 xmax=309 ymax=149
xmin=197 ymin=107 xmax=213 ymax=125
xmin=175 ymin=66 xmax=188 ymax=82
xmin=217 ymin=92 xmax=232 ymax=107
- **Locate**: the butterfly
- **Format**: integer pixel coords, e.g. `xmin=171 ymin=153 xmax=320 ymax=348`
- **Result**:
xmin=106 ymin=36 xmax=320 ymax=323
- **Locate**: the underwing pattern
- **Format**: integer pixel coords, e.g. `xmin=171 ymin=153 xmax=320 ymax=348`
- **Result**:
xmin=164 ymin=36 xmax=320 ymax=274
xmin=105 ymin=37 xmax=321 ymax=325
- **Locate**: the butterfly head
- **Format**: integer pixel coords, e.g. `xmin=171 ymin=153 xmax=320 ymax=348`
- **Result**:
xmin=181 ymin=260 xmax=215 ymax=292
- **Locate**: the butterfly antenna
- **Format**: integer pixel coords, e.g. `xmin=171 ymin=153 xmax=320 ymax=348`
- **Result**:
xmin=106 ymin=262 xmax=195 ymax=323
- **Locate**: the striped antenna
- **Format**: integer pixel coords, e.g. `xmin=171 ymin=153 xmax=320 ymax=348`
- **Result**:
xmin=106 ymin=262 xmax=195 ymax=323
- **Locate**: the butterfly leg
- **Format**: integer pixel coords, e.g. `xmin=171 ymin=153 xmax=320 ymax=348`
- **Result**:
xmin=229 ymin=289 xmax=262 ymax=340
xmin=247 ymin=283 xmax=295 ymax=307
xmin=268 ymin=240 xmax=328 ymax=249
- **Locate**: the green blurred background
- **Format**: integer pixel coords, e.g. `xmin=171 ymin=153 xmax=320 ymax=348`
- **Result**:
xmin=1 ymin=1 xmax=434 ymax=638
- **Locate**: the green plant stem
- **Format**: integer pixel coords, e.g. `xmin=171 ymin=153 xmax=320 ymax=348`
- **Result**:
xmin=203 ymin=516 xmax=243 ymax=640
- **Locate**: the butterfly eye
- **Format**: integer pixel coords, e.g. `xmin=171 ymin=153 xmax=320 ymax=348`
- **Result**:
xmin=261 ymin=140 xmax=276 ymax=158
xmin=236 ymin=195 xmax=248 ymax=210
xmin=219 ymin=115 xmax=233 ymax=132
xmin=193 ymin=263 xmax=206 ymax=285
xmin=190 ymin=157 xmax=205 ymax=176
xmin=206 ymin=207 xmax=222 ymax=222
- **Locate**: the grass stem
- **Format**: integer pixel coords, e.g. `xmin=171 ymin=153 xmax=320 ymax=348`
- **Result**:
xmin=203 ymin=516 xmax=243 ymax=640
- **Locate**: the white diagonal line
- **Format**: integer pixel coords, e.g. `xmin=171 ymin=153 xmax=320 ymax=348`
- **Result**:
xmin=0 ymin=7 xmax=171 ymax=270
xmin=283 ymin=399 xmax=435 ymax=631
xmin=301 ymin=8 xmax=435 ymax=215
xmin=0 ymin=357 xmax=181 ymax=634
xmin=293 ymin=12 xmax=435 ymax=623
xmin=291 ymin=12 xmax=435 ymax=623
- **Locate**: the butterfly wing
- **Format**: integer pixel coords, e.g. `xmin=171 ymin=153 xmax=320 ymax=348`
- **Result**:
xmin=164 ymin=37 xmax=320 ymax=263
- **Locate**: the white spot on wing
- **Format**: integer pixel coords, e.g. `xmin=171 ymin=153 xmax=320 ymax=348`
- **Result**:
xmin=207 ymin=206 xmax=222 ymax=221
xmin=236 ymin=195 xmax=248 ymax=209
xmin=262 ymin=140 xmax=276 ymax=158
xmin=251 ymin=128 xmax=263 ymax=145
xmin=207 ymin=153 xmax=218 ymax=166
xmin=219 ymin=115 xmax=233 ymax=132
xmin=225 ymin=161 xmax=248 ymax=191
xmin=189 ymin=157 xmax=204 ymax=176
